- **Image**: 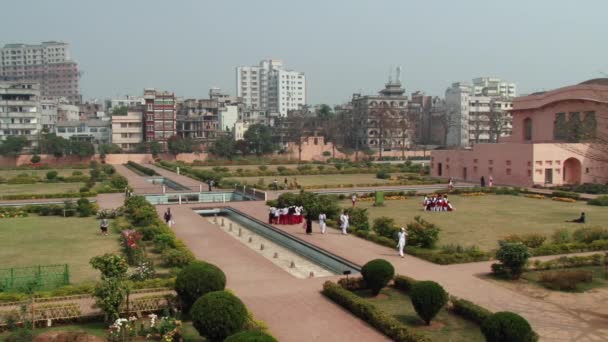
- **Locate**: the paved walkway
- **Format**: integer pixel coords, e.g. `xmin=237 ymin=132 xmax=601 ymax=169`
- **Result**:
xmin=164 ymin=200 xmax=606 ymax=342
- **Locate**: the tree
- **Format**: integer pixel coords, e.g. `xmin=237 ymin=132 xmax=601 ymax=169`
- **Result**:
xmin=317 ymin=104 xmax=335 ymax=121
xmin=244 ymin=124 xmax=274 ymax=156
xmin=487 ymin=100 xmax=510 ymax=143
xmin=370 ymin=103 xmax=400 ymax=160
xmin=90 ymin=254 xmax=129 ymax=322
xmin=111 ymin=106 xmax=128 ymax=115
xmin=69 ymin=140 xmax=95 ymax=159
xmin=494 ymin=241 xmax=531 ymax=279
xmin=168 ymin=136 xmax=195 ymax=154
xmin=30 ymin=154 xmax=41 ymax=164
xmin=0 ymin=136 xmax=28 ymax=157
xmin=150 ymin=141 xmax=162 ymax=156
xmin=284 ymin=109 xmax=314 ymax=161
xmin=99 ymin=143 xmax=122 ymax=156
xmin=361 ymin=259 xmax=395 ymax=295
xmin=209 ymin=136 xmax=237 ymax=159
xmin=410 ymin=281 xmax=448 ymax=325
xmin=40 ymin=133 xmax=69 ymax=158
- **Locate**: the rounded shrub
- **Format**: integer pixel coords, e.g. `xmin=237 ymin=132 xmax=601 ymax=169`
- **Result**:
xmin=190 ymin=291 xmax=248 ymax=342
xmin=175 ymin=261 xmax=226 ymax=314
xmin=361 ymin=259 xmax=395 ymax=295
xmin=46 ymin=170 xmax=58 ymax=180
xmin=410 ymin=280 xmax=448 ymax=325
xmin=495 ymin=242 xmax=531 ymax=279
xmin=224 ymin=330 xmax=278 ymax=342
xmin=481 ymin=311 xmax=535 ymax=342
xmin=30 ymin=155 xmax=41 ymax=164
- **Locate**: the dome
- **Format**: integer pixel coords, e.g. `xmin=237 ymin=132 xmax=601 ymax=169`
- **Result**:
xmin=579 ymin=78 xmax=608 ymax=86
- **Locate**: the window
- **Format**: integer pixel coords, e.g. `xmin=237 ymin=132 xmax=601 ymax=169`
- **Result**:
xmin=67 ymin=128 xmax=75 ymax=133
xmin=553 ymin=113 xmax=566 ymax=140
xmin=523 ymin=117 xmax=532 ymax=141
xmin=506 ymin=168 xmax=511 ymax=175
xmin=58 ymin=127 xmax=66 ymax=133
xmin=89 ymin=128 xmax=98 ymax=133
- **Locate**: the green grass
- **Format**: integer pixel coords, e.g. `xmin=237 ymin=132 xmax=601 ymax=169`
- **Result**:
xmin=355 ymin=287 xmax=483 ymax=342
xmin=0 ymin=216 xmax=120 ymax=284
xmin=522 ymin=266 xmax=608 ymax=292
xmin=227 ymin=173 xmax=415 ymax=188
xmin=193 ymin=164 xmax=299 ymax=172
xmin=0 ymin=182 xmax=86 ymax=195
xmin=0 ymin=169 xmax=88 ymax=178
xmin=347 ymin=194 xmax=608 ymax=251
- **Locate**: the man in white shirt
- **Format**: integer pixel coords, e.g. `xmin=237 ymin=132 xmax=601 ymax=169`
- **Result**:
xmin=339 ymin=211 xmax=349 ymax=235
xmin=318 ymin=212 xmax=327 ymax=234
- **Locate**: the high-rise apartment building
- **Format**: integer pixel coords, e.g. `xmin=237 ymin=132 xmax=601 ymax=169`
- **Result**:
xmin=143 ymin=88 xmax=176 ymax=148
xmin=445 ymin=78 xmax=515 ymax=147
xmin=236 ymin=59 xmax=306 ymax=116
xmin=0 ymin=81 xmax=42 ymax=148
xmin=0 ymin=41 xmax=81 ymax=103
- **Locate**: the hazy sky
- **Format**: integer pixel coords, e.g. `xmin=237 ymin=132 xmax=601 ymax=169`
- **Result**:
xmin=2 ymin=0 xmax=607 ymax=104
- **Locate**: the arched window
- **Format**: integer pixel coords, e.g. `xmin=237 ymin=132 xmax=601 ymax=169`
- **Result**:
xmin=523 ymin=117 xmax=532 ymax=141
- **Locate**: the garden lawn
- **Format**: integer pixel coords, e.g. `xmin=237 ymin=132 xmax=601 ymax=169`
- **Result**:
xmin=355 ymin=287 xmax=483 ymax=342
xmin=0 ymin=216 xmax=120 ymax=284
xmin=0 ymin=182 xmax=85 ymax=195
xmin=227 ymin=173 xmax=415 ymax=188
xmin=348 ymin=194 xmax=608 ymax=251
xmin=0 ymin=169 xmax=88 ymax=179
xmin=522 ymin=266 xmax=608 ymax=292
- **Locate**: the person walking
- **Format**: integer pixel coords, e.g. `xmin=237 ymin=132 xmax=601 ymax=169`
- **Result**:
xmin=480 ymin=176 xmax=486 ymax=187
xmin=303 ymin=212 xmax=313 ymax=235
xmin=351 ymin=194 xmax=357 ymax=207
xmin=318 ymin=212 xmax=327 ymax=234
xmin=272 ymin=179 xmax=278 ymax=190
xmin=448 ymin=177 xmax=454 ymax=191
xmin=488 ymin=176 xmax=494 ymax=187
xmin=339 ymin=211 xmax=349 ymax=235
xmin=397 ymin=227 xmax=408 ymax=258
xmin=100 ymin=218 xmax=109 ymax=236
xmin=164 ymin=208 xmax=173 ymax=227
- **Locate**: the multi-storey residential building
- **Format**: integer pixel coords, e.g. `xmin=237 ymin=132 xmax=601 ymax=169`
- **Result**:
xmin=40 ymin=97 xmax=58 ymax=132
xmin=57 ymin=100 xmax=80 ymax=121
xmin=236 ymin=59 xmax=306 ymax=116
xmin=55 ymin=119 xmax=111 ymax=145
xmin=176 ymin=98 xmax=218 ymax=143
xmin=0 ymin=81 xmax=42 ymax=148
xmin=408 ymin=91 xmax=433 ymax=144
xmin=0 ymin=41 xmax=81 ymax=103
xmin=106 ymin=95 xmax=144 ymax=113
xmin=143 ymin=88 xmax=176 ymax=149
xmin=349 ymin=75 xmax=411 ymax=154
xmin=111 ymin=111 xmax=143 ymax=151
xmin=472 ymin=77 xmax=516 ymax=98
xmin=445 ymin=78 xmax=515 ymax=147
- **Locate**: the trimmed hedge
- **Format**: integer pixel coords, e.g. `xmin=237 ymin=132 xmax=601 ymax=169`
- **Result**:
xmin=175 ymin=261 xmax=226 ymax=314
xmin=191 ymin=291 xmax=248 ymax=342
xmin=481 ymin=311 xmax=537 ymax=342
xmin=361 ymin=259 xmax=395 ymax=295
xmin=224 ymin=331 xmax=278 ymax=342
xmin=588 ymin=195 xmax=608 ymax=206
xmin=393 ymin=275 xmax=418 ymax=293
xmin=530 ymin=239 xmax=608 ymax=256
xmin=321 ymin=281 xmax=431 ymax=342
xmin=450 ymin=296 xmax=493 ymax=325
xmin=0 ymin=192 xmax=97 ymax=200
xmin=126 ymin=161 xmax=159 ymax=176
xmin=410 ymin=281 xmax=448 ymax=325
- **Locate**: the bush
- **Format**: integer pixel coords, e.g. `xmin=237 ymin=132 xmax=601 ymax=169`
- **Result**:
xmin=481 ymin=311 xmax=536 ymax=342
xmin=361 ymin=259 xmax=395 ymax=295
xmin=503 ymin=233 xmax=546 ymax=248
xmin=538 ymin=269 xmax=593 ymax=291
xmin=494 ymin=242 xmax=531 ymax=279
xmin=76 ymin=197 xmax=96 ymax=217
xmin=406 ymin=216 xmax=440 ymax=248
xmin=175 ymin=261 xmax=226 ymax=314
xmin=162 ymin=248 xmax=195 ymax=268
xmin=321 ymin=281 xmax=430 ymax=342
xmin=376 ymin=169 xmax=391 ymax=179
xmin=126 ymin=161 xmax=158 ymax=176
xmin=6 ymin=328 xmax=34 ymax=342
xmin=551 ymin=228 xmax=571 ymax=244
xmin=109 ymin=174 xmax=128 ymax=189
xmin=30 ymin=155 xmax=41 ymax=164
xmin=393 ymin=275 xmax=418 ymax=293
xmin=190 ymin=291 xmax=248 ymax=342
xmin=572 ymin=226 xmax=608 ymax=243
xmin=450 ymin=297 xmax=493 ymax=325
xmin=410 ymin=281 xmax=448 ymax=325
xmin=588 ymin=195 xmax=608 ymax=206
xmin=551 ymin=191 xmax=580 ymax=199
xmin=224 ymin=331 xmax=278 ymax=342
xmin=46 ymin=170 xmax=58 ymax=180
xmin=346 ymin=207 xmax=370 ymax=231
xmin=372 ymin=216 xmax=399 ymax=239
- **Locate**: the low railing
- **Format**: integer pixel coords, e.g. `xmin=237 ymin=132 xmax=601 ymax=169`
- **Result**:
xmin=235 ymin=185 xmax=267 ymax=201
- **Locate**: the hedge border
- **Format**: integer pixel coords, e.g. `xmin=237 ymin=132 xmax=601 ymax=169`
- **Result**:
xmin=322 ymin=281 xmax=431 ymax=342
xmin=125 ymin=161 xmax=159 ymax=176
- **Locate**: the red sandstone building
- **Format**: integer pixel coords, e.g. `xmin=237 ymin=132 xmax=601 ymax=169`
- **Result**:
xmin=430 ymin=79 xmax=608 ymax=187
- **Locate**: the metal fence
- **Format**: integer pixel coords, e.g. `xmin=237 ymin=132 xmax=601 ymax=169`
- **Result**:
xmin=237 ymin=185 xmax=267 ymax=201
xmin=0 ymin=264 xmax=69 ymax=292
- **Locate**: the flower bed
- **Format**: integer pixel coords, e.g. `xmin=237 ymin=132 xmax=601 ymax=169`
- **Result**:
xmin=460 ymin=192 xmax=486 ymax=197
xmin=525 ymin=194 xmax=546 ymax=200
xmin=0 ymin=207 xmax=28 ymax=218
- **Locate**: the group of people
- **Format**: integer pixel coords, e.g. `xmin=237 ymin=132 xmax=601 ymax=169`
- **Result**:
xmin=422 ymin=194 xmax=454 ymax=212
xmin=269 ymin=206 xmax=305 ymax=225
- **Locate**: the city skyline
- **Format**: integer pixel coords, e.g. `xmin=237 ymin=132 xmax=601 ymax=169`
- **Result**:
xmin=1 ymin=0 xmax=606 ymax=104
